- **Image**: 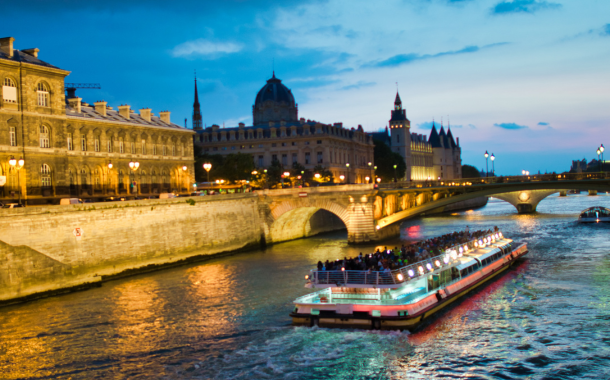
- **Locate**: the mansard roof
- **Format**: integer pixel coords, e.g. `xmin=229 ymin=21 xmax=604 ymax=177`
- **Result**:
xmin=0 ymin=49 xmax=63 ymax=70
xmin=66 ymin=103 xmax=190 ymax=132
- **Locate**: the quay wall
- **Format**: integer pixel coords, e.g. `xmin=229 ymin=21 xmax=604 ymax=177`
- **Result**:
xmin=0 ymin=194 xmax=263 ymax=303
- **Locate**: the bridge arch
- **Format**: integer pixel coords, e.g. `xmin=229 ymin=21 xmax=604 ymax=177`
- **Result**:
xmin=266 ymin=198 xmax=349 ymax=244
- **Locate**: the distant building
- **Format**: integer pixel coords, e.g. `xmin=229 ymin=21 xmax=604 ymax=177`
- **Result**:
xmin=194 ymin=73 xmax=375 ymax=183
xmin=0 ymin=37 xmax=194 ymax=205
xmin=370 ymin=93 xmax=462 ymax=180
xmin=570 ymin=159 xmax=587 ymax=173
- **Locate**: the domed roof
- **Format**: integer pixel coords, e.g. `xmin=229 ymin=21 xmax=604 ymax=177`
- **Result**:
xmin=254 ymin=73 xmax=295 ymax=107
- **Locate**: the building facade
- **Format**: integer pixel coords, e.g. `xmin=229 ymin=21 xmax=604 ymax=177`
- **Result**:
xmin=373 ymin=92 xmax=462 ymax=181
xmin=194 ymin=74 xmax=375 ymax=183
xmin=0 ymin=37 xmax=195 ymax=205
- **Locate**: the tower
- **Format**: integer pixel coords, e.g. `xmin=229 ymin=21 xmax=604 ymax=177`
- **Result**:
xmin=192 ymin=75 xmax=203 ymax=130
xmin=389 ymin=92 xmax=411 ymax=180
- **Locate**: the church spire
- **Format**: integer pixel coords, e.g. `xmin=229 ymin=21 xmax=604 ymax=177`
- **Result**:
xmin=192 ymin=72 xmax=203 ymax=130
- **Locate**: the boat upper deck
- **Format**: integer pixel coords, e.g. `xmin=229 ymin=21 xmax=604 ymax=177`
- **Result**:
xmin=305 ymin=231 xmax=510 ymax=289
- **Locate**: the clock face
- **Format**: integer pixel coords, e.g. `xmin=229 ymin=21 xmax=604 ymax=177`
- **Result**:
xmin=395 ymin=105 xmax=401 ymax=110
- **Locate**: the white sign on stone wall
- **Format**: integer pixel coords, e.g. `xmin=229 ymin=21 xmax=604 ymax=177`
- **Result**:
xmin=73 ymin=227 xmax=84 ymax=240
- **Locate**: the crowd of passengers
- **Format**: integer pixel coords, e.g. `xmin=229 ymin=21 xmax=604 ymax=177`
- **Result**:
xmin=316 ymin=227 xmax=500 ymax=272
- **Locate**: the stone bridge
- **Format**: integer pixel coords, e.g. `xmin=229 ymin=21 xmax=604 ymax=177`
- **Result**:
xmin=259 ymin=173 xmax=610 ymax=244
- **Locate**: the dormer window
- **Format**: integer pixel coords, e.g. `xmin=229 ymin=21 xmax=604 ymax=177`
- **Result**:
xmin=3 ymin=78 xmax=17 ymax=103
xmin=37 ymin=82 xmax=49 ymax=107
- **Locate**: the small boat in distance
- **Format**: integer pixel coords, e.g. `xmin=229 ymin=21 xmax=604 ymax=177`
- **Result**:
xmin=290 ymin=230 xmax=528 ymax=331
xmin=578 ymin=206 xmax=610 ymax=223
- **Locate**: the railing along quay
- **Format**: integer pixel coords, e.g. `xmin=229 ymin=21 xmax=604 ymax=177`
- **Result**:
xmin=307 ymin=231 xmax=504 ymax=287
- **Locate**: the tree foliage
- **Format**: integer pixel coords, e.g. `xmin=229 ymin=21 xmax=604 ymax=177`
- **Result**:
xmin=373 ymin=139 xmax=406 ymax=182
xmin=194 ymin=152 xmax=255 ymax=183
xmin=461 ymin=164 xmax=481 ymax=178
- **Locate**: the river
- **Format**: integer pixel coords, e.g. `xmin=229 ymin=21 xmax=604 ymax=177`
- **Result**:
xmin=1 ymin=193 xmax=609 ymax=379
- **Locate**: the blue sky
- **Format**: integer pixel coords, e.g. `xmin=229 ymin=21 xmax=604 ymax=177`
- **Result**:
xmin=4 ymin=0 xmax=609 ymax=175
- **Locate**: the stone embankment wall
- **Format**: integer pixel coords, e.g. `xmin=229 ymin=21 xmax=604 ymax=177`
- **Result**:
xmin=0 ymin=194 xmax=263 ymax=304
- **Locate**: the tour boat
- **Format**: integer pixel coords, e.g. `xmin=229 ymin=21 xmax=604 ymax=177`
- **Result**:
xmin=290 ymin=231 xmax=528 ymax=331
xmin=578 ymin=207 xmax=610 ymax=223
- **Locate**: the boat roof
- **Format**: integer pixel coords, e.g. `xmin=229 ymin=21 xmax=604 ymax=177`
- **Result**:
xmin=579 ymin=207 xmax=610 ymax=216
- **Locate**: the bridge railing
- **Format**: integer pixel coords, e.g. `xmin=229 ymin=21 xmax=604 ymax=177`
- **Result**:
xmin=307 ymin=231 xmax=503 ymax=287
xmin=379 ymin=172 xmax=610 ymax=189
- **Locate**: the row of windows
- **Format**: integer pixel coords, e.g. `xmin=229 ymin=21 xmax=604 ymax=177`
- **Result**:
xmin=1 ymin=79 xmax=49 ymax=106
xmin=19 ymin=126 xmax=186 ymax=155
xmin=199 ymin=127 xmax=360 ymax=143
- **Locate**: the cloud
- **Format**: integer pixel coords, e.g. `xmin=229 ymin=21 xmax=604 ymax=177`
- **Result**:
xmin=467 ymin=124 xmax=477 ymax=129
xmin=172 ymin=39 xmax=243 ymax=57
xmin=368 ymin=43 xmax=507 ymax=68
xmin=492 ymin=0 xmax=561 ymax=14
xmin=494 ymin=122 xmax=528 ymax=130
xmin=537 ymin=122 xmax=549 ymax=126
xmin=340 ymin=81 xmax=376 ymax=91
xmin=603 ymin=24 xmax=610 ymax=36
xmin=416 ymin=121 xmax=435 ymax=130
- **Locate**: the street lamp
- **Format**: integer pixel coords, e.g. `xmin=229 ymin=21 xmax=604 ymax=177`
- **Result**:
xmin=283 ymin=171 xmax=291 ymax=188
xmin=339 ymin=175 xmax=345 ymax=182
xmin=484 ymin=151 xmax=489 ymax=178
xmin=181 ymin=166 xmax=188 ymax=193
xmin=346 ymin=163 xmax=350 ymax=184
xmin=490 ymin=154 xmax=495 ymax=176
xmin=597 ymin=148 xmax=602 ymax=172
xmin=128 ymin=161 xmax=139 ymax=195
xmin=601 ymin=144 xmax=605 ymax=172
xmin=8 ymin=156 xmax=24 ymax=205
xmin=365 ymin=176 xmax=370 ymax=183
xmin=393 ymin=164 xmax=397 ymax=183
xmin=522 ymin=170 xmax=525 ymax=176
xmin=203 ymin=163 xmax=212 ymax=183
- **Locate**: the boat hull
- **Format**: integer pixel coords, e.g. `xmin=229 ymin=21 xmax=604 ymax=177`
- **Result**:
xmin=291 ymin=244 xmax=528 ymax=331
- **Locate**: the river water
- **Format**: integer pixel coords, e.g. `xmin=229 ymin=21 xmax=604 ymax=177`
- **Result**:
xmin=1 ymin=194 xmax=609 ymax=379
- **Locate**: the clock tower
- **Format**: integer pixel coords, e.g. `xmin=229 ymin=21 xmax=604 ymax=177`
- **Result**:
xmin=389 ymin=92 xmax=411 ymax=180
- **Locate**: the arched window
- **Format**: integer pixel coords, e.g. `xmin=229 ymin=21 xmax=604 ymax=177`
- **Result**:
xmin=153 ymin=144 xmax=157 ymax=156
xmin=67 ymin=132 xmax=73 ymax=151
xmin=3 ymin=77 xmax=17 ymax=103
xmin=94 ymin=138 xmax=100 ymax=152
xmin=131 ymin=141 xmax=135 ymax=154
xmin=39 ymin=125 xmax=50 ymax=148
xmin=94 ymin=168 xmax=101 ymax=188
xmin=151 ymin=170 xmax=157 ymax=186
xmin=37 ymin=82 xmax=49 ymax=107
xmin=162 ymin=145 xmax=167 ymax=156
xmin=81 ymin=136 xmax=87 ymax=151
xmin=107 ymin=137 xmax=113 ymax=153
xmin=141 ymin=139 xmax=146 ymax=155
xmin=119 ymin=138 xmax=124 ymax=154
xmin=41 ymin=164 xmax=51 ymax=187
xmin=172 ymin=145 xmax=176 ymax=156
xmin=81 ymin=168 xmax=88 ymax=185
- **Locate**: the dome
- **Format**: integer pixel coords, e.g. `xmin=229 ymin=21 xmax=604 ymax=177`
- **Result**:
xmin=254 ymin=73 xmax=295 ymax=106
xmin=253 ymin=73 xmax=298 ymax=125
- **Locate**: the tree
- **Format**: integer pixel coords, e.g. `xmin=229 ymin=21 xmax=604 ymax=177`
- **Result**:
xmin=194 ymin=153 xmax=254 ymax=184
xmin=311 ymin=165 xmax=334 ymax=184
xmin=461 ymin=165 xmax=481 ymax=178
xmin=373 ymin=139 xmax=406 ymax=182
xmin=194 ymin=153 xmax=224 ymax=182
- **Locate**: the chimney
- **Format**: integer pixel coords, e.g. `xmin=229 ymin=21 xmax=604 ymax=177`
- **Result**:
xmin=94 ymin=101 xmax=107 ymax=116
xmin=68 ymin=97 xmax=82 ymax=113
xmin=0 ymin=37 xmax=15 ymax=58
xmin=159 ymin=111 xmax=171 ymax=124
xmin=238 ymin=122 xmax=245 ymax=128
xmin=118 ymin=105 xmax=130 ymax=119
xmin=140 ymin=108 xmax=151 ymax=122
xmin=22 ymin=48 xmax=39 ymax=58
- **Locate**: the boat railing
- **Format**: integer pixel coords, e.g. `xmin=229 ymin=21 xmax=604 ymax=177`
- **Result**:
xmin=307 ymin=231 xmax=504 ymax=287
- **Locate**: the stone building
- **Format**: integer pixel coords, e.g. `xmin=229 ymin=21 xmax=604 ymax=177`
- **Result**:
xmin=0 ymin=37 xmax=195 ymax=205
xmin=194 ymin=73 xmax=375 ymax=183
xmin=372 ymin=92 xmax=462 ymax=181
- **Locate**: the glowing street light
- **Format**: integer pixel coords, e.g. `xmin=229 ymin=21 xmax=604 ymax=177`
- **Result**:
xmin=393 ymin=164 xmax=397 ymax=183
xmin=203 ymin=163 xmax=212 ymax=183
xmin=339 ymin=175 xmax=345 ymax=181
xmin=597 ymin=147 xmax=602 ymax=172
xmin=129 ymin=161 xmax=140 ymax=171
xmin=345 ymin=163 xmax=350 ymax=184
xmin=490 ymin=153 xmax=495 ymax=176
xmin=8 ymin=156 xmax=24 ymax=205
xmin=314 ymin=173 xmax=321 ymax=179
xmin=484 ymin=151 xmax=489 ymax=178
xmin=365 ymin=176 xmax=370 ymax=183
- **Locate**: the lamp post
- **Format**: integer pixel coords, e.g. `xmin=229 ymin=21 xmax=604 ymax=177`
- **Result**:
xmin=128 ymin=161 xmax=140 ymax=195
xmin=600 ymin=144 xmax=605 ymax=172
xmin=107 ymin=162 xmax=113 ymax=194
xmin=393 ymin=164 xmax=397 ymax=183
xmin=484 ymin=151 xmax=489 ymax=178
xmin=490 ymin=154 xmax=495 ymax=177
xmin=203 ymin=163 xmax=212 ymax=183
xmin=597 ymin=148 xmax=602 ymax=172
xmin=283 ymin=171 xmax=291 ymax=188
xmin=301 ymin=170 xmax=304 ymax=187
xmin=365 ymin=176 xmax=370 ymax=183
xmin=339 ymin=175 xmax=345 ymax=183
xmin=8 ymin=156 xmax=24 ymax=205
xmin=181 ymin=165 xmax=188 ymax=194
xmin=345 ymin=163 xmax=350 ymax=184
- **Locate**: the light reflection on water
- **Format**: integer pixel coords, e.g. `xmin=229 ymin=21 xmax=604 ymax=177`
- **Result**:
xmin=0 ymin=194 xmax=609 ymax=379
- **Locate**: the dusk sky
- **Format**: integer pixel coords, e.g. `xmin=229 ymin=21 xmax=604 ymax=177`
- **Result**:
xmin=4 ymin=0 xmax=609 ymax=175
